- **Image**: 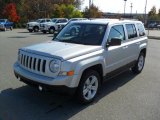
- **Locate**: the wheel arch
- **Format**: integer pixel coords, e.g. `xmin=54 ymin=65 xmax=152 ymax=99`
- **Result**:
xmin=140 ymin=48 xmax=147 ymax=57
xmin=50 ymin=26 xmax=55 ymax=30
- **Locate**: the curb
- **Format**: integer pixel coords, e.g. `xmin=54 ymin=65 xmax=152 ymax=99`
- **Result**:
xmin=148 ymin=36 xmax=160 ymax=40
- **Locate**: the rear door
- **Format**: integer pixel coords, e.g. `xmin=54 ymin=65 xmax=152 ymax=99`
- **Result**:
xmin=124 ymin=23 xmax=139 ymax=62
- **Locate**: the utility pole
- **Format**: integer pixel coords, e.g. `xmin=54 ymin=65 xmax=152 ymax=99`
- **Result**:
xmin=144 ymin=0 xmax=148 ymax=25
xmin=124 ymin=0 xmax=127 ymax=17
xmin=89 ymin=0 xmax=92 ymax=9
xmin=130 ymin=3 xmax=133 ymax=18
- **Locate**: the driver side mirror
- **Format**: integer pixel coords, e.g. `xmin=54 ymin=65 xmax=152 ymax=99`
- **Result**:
xmin=107 ymin=38 xmax=121 ymax=47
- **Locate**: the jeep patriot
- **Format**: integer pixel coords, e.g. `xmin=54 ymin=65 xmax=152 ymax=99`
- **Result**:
xmin=14 ymin=19 xmax=148 ymax=103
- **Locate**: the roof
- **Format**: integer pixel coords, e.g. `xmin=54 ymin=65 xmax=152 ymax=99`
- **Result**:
xmin=71 ymin=18 xmax=142 ymax=25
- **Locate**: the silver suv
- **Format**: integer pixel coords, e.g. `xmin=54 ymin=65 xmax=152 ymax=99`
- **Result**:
xmin=14 ymin=19 xmax=148 ymax=103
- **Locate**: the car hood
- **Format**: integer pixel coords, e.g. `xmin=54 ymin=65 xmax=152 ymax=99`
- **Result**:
xmin=27 ymin=22 xmax=39 ymax=25
xmin=0 ymin=22 xmax=5 ymax=25
xmin=21 ymin=41 xmax=102 ymax=60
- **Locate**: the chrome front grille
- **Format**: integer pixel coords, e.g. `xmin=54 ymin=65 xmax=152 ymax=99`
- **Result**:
xmin=18 ymin=51 xmax=47 ymax=75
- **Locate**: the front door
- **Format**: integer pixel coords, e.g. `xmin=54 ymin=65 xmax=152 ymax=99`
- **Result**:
xmin=104 ymin=24 xmax=128 ymax=74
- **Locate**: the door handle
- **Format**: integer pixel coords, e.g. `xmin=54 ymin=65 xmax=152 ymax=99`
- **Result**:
xmin=123 ymin=46 xmax=128 ymax=49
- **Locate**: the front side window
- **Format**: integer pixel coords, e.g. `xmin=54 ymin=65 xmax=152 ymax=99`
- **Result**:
xmin=46 ymin=19 xmax=51 ymax=22
xmin=137 ymin=23 xmax=146 ymax=36
xmin=53 ymin=23 xmax=107 ymax=45
xmin=52 ymin=19 xmax=57 ymax=23
xmin=40 ymin=20 xmax=45 ymax=23
xmin=126 ymin=24 xmax=137 ymax=39
xmin=108 ymin=25 xmax=125 ymax=42
xmin=57 ymin=19 xmax=67 ymax=23
xmin=36 ymin=19 xmax=42 ymax=23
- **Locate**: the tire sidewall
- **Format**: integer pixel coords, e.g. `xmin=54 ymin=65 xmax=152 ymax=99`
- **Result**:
xmin=77 ymin=70 xmax=101 ymax=104
xmin=49 ymin=27 xmax=55 ymax=34
xmin=132 ymin=52 xmax=145 ymax=74
xmin=34 ymin=26 xmax=39 ymax=32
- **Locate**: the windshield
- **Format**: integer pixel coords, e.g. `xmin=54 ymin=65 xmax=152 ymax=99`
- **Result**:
xmin=52 ymin=19 xmax=57 ymax=23
xmin=53 ymin=23 xmax=107 ymax=45
xmin=0 ymin=19 xmax=6 ymax=22
xmin=36 ymin=19 xmax=42 ymax=23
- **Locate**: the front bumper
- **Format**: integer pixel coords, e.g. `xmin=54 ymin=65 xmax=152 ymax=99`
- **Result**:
xmin=27 ymin=26 xmax=33 ymax=30
xmin=0 ymin=25 xmax=5 ymax=30
xmin=13 ymin=62 xmax=77 ymax=94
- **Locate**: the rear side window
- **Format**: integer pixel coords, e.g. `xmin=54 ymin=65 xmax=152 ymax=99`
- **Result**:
xmin=137 ymin=23 xmax=146 ymax=36
xmin=126 ymin=24 xmax=137 ymax=39
xmin=108 ymin=25 xmax=125 ymax=42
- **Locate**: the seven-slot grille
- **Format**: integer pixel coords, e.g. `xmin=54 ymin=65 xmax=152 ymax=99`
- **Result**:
xmin=18 ymin=51 xmax=47 ymax=74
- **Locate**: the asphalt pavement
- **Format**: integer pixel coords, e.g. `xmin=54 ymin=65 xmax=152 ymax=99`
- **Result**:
xmin=0 ymin=29 xmax=160 ymax=120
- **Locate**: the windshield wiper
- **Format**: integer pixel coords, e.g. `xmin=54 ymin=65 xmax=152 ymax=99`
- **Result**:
xmin=53 ymin=38 xmax=61 ymax=41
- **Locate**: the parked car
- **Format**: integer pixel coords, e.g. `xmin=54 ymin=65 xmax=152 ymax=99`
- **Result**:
xmin=148 ymin=22 xmax=157 ymax=29
xmin=27 ymin=18 xmax=52 ymax=32
xmin=40 ymin=18 xmax=68 ymax=34
xmin=68 ymin=18 xmax=88 ymax=23
xmin=13 ymin=19 xmax=148 ymax=104
xmin=157 ymin=24 xmax=160 ymax=29
xmin=0 ymin=19 xmax=14 ymax=31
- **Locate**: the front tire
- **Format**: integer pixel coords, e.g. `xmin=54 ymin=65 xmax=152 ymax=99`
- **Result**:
xmin=33 ymin=26 xmax=39 ymax=32
xmin=77 ymin=70 xmax=101 ymax=104
xmin=10 ymin=26 xmax=13 ymax=31
xmin=49 ymin=27 xmax=55 ymax=34
xmin=132 ymin=52 xmax=145 ymax=74
xmin=28 ymin=29 xmax=33 ymax=32
xmin=42 ymin=30 xmax=47 ymax=34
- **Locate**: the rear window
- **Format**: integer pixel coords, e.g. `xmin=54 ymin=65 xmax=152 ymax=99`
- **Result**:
xmin=137 ymin=23 xmax=146 ymax=36
xmin=126 ymin=24 xmax=137 ymax=39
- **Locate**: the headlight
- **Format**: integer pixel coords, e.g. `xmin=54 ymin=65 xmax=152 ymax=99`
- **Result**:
xmin=0 ymin=24 xmax=4 ymax=28
xmin=49 ymin=60 xmax=60 ymax=73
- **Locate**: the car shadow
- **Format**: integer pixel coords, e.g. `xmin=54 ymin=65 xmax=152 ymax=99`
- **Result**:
xmin=0 ymin=70 xmax=136 ymax=120
xmin=30 ymin=32 xmax=46 ymax=35
xmin=8 ymin=36 xmax=29 ymax=38
xmin=18 ymin=31 xmax=30 ymax=33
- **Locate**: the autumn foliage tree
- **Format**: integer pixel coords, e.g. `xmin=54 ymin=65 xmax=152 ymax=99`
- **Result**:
xmin=3 ymin=3 xmax=20 ymax=22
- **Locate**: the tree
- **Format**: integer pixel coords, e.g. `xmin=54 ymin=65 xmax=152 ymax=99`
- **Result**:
xmin=83 ymin=5 xmax=102 ymax=18
xmin=3 ymin=3 xmax=20 ymax=22
xmin=158 ymin=9 xmax=160 ymax=16
xmin=148 ymin=6 xmax=157 ymax=16
xmin=148 ymin=6 xmax=160 ymax=20
xmin=52 ymin=4 xmax=83 ymax=18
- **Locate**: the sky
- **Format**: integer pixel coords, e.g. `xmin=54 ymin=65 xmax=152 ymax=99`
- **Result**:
xmin=82 ymin=0 xmax=160 ymax=14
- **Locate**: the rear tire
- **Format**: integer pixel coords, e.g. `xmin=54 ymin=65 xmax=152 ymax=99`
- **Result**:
xmin=77 ymin=69 xmax=101 ymax=104
xmin=132 ymin=52 xmax=145 ymax=74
